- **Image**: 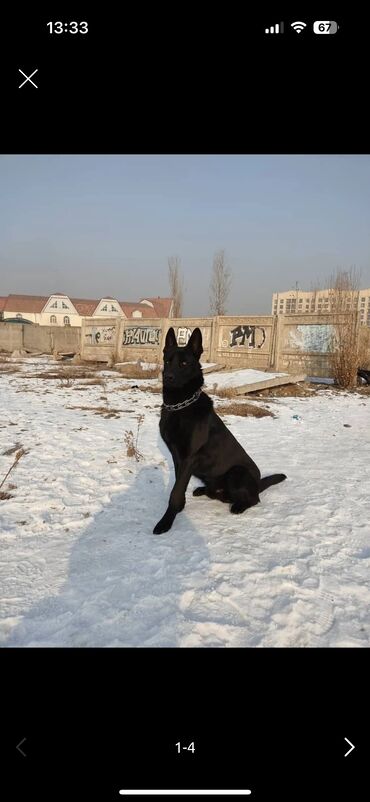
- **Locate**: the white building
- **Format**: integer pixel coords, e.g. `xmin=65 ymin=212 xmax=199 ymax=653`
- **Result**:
xmin=272 ymin=288 xmax=370 ymax=326
xmin=0 ymin=294 xmax=174 ymax=325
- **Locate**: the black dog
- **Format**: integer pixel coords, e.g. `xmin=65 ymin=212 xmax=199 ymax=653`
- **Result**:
xmin=153 ymin=327 xmax=286 ymax=534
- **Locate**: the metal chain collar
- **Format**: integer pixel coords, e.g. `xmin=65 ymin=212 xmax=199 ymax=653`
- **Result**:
xmin=162 ymin=388 xmax=202 ymax=411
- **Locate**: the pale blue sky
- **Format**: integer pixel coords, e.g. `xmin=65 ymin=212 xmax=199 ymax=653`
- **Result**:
xmin=1 ymin=155 xmax=370 ymax=314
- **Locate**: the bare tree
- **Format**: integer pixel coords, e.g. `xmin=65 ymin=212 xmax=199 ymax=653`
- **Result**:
xmin=168 ymin=256 xmax=184 ymax=318
xmin=209 ymin=250 xmax=232 ymax=316
xmin=326 ymin=267 xmax=361 ymax=388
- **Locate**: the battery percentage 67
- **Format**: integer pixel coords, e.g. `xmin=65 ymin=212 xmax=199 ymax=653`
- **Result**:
xmin=313 ymin=21 xmax=339 ymax=34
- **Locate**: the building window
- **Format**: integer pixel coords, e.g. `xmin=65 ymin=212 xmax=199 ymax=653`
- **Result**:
xmin=111 ymin=305 xmax=118 ymax=312
xmin=50 ymin=301 xmax=58 ymax=308
xmin=64 ymin=316 xmax=70 ymax=326
xmin=132 ymin=310 xmax=142 ymax=318
xmin=50 ymin=315 xmax=57 ymax=324
xmin=16 ymin=313 xmax=22 ymax=319
xmin=101 ymin=304 xmax=108 ymax=311
xmin=62 ymin=301 xmax=69 ymax=309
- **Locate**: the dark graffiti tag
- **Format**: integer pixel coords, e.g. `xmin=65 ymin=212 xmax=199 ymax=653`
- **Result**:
xmin=95 ymin=326 xmax=115 ymax=343
xmin=123 ymin=327 xmax=161 ymax=346
xmin=85 ymin=325 xmax=116 ymax=345
xmin=230 ymin=325 xmax=266 ymax=349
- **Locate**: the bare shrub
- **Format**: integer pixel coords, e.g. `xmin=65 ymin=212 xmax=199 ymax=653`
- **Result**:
xmin=116 ymin=363 xmax=160 ymax=379
xmin=210 ymin=386 xmax=239 ymax=398
xmin=59 ymin=376 xmax=73 ymax=388
xmin=75 ymin=378 xmax=104 ymax=387
xmin=65 ymin=405 xmax=121 ymax=418
xmin=0 ymin=447 xmax=29 ymax=498
xmin=327 ymin=267 xmax=361 ymax=388
xmin=124 ymin=414 xmax=145 ymax=461
xmin=0 ymin=363 xmax=21 ymax=373
xmin=216 ymin=402 xmax=274 ymax=418
xmin=2 ymin=442 xmax=23 ymax=456
xmin=358 ymin=326 xmax=370 ymax=370
xmin=132 ymin=384 xmax=162 ymax=394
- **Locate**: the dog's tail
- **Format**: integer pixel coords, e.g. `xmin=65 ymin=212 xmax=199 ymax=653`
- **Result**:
xmin=259 ymin=473 xmax=287 ymax=493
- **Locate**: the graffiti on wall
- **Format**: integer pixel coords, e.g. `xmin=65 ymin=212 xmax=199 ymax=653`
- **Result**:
xmin=228 ymin=325 xmax=266 ymax=349
xmin=176 ymin=327 xmax=193 ymax=346
xmin=85 ymin=325 xmax=116 ymax=345
xmin=287 ymin=324 xmax=335 ymax=353
xmin=123 ymin=326 xmax=161 ymax=346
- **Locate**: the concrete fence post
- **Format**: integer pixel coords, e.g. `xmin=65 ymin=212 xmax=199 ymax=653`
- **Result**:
xmin=158 ymin=319 xmax=166 ymax=362
xmin=274 ymin=315 xmax=285 ymax=371
xmin=210 ymin=316 xmax=220 ymax=362
xmin=209 ymin=316 xmax=216 ymax=362
xmin=269 ymin=315 xmax=278 ymax=368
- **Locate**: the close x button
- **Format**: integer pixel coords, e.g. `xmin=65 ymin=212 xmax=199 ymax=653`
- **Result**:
xmin=18 ymin=68 xmax=38 ymax=89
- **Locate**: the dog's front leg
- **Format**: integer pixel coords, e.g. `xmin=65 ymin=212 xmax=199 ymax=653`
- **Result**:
xmin=153 ymin=459 xmax=193 ymax=534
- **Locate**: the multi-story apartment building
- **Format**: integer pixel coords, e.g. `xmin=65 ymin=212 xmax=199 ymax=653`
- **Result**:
xmin=272 ymin=288 xmax=370 ymax=326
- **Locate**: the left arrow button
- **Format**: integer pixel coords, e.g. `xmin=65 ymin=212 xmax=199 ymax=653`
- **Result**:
xmin=16 ymin=738 xmax=27 ymax=757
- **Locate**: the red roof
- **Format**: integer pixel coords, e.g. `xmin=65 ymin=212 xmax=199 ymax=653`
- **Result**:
xmin=140 ymin=297 xmax=173 ymax=317
xmin=4 ymin=294 xmax=49 ymax=313
xmin=70 ymin=298 xmax=99 ymax=316
xmin=1 ymin=294 xmax=173 ymax=318
xmin=119 ymin=302 xmax=159 ymax=319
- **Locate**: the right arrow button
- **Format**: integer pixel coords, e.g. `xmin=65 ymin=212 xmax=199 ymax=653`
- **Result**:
xmin=344 ymin=737 xmax=355 ymax=757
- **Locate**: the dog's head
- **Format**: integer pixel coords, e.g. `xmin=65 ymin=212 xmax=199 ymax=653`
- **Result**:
xmin=162 ymin=327 xmax=203 ymax=388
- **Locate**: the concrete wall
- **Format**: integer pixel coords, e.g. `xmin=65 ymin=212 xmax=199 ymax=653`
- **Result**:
xmin=0 ymin=323 xmax=80 ymax=354
xmin=24 ymin=325 xmax=80 ymax=353
xmin=162 ymin=318 xmax=214 ymax=363
xmin=0 ymin=323 xmax=23 ymax=352
xmin=81 ymin=317 xmax=227 ymax=364
xmin=81 ymin=317 xmax=119 ymax=362
xmin=214 ymin=315 xmax=276 ymax=369
xmin=118 ymin=317 xmax=165 ymax=363
xmin=80 ymin=313 xmax=370 ymax=378
xmin=275 ymin=314 xmax=337 ymax=377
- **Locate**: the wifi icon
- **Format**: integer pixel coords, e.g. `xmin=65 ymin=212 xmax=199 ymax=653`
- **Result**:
xmin=291 ymin=21 xmax=307 ymax=33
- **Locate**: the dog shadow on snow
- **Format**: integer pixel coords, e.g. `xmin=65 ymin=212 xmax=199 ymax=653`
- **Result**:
xmin=5 ymin=454 xmax=212 ymax=648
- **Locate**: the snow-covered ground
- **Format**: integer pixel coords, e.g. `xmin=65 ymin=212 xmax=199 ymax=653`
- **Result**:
xmin=1 ymin=356 xmax=370 ymax=648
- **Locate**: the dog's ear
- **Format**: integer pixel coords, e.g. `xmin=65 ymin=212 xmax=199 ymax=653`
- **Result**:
xmin=187 ymin=327 xmax=203 ymax=358
xmin=164 ymin=327 xmax=177 ymax=350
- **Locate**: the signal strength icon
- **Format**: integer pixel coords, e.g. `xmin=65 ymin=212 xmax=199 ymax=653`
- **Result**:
xmin=291 ymin=21 xmax=307 ymax=33
xmin=265 ymin=22 xmax=284 ymax=34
